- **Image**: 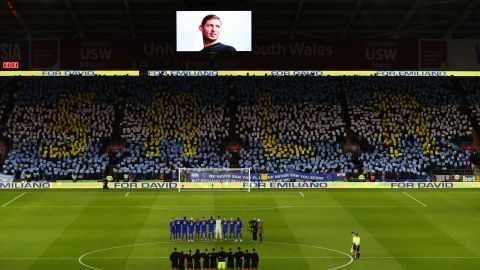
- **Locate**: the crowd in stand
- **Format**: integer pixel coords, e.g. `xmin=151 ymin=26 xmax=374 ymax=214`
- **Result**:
xmin=113 ymin=78 xmax=230 ymax=179
xmin=0 ymin=79 xmax=13 ymax=125
xmin=2 ymin=77 xmax=120 ymax=180
xmin=462 ymin=78 xmax=480 ymax=127
xmin=346 ymin=77 xmax=473 ymax=178
xmin=235 ymin=77 xmax=354 ymax=174
xmin=0 ymin=76 xmax=476 ymax=181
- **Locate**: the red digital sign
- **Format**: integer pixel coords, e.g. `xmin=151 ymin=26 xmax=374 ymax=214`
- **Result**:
xmin=1 ymin=61 xmax=20 ymax=69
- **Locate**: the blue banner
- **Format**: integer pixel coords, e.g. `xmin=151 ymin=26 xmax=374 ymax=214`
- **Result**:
xmin=189 ymin=171 xmax=256 ymax=182
xmin=0 ymin=174 xmax=14 ymax=183
xmin=189 ymin=171 xmax=341 ymax=182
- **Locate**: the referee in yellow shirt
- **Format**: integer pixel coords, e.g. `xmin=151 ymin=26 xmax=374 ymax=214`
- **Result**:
xmin=353 ymin=233 xmax=361 ymax=260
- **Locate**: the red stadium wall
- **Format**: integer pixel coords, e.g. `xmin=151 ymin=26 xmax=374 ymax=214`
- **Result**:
xmin=3 ymin=38 xmax=479 ymax=71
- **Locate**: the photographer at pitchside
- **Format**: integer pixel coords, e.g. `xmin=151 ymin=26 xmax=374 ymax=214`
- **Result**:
xmin=248 ymin=218 xmax=258 ymax=242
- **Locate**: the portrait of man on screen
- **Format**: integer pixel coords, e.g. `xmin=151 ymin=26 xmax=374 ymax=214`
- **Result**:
xmin=199 ymin=14 xmax=237 ymax=53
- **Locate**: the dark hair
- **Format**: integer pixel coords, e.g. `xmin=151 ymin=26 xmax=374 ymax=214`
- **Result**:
xmin=201 ymin=14 xmax=221 ymax=26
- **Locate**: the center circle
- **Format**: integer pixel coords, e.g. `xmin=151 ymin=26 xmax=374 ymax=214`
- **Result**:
xmin=78 ymin=241 xmax=353 ymax=270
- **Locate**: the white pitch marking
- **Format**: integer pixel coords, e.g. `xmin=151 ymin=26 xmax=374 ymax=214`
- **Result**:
xmin=82 ymin=256 xmax=358 ymax=259
xmin=0 ymin=257 xmax=77 ymax=260
xmin=125 ymin=192 xmax=129 ymax=198
xmin=403 ymin=192 xmax=428 ymax=207
xmin=137 ymin=205 xmax=293 ymax=211
xmin=1 ymin=192 xmax=26 ymax=207
xmin=78 ymin=241 xmax=353 ymax=270
xmin=2 ymin=256 xmax=480 ymax=260
xmin=127 ymin=194 xmax=301 ymax=198
xmin=299 ymin=192 xmax=304 ymax=197
xmin=3 ymin=205 xmax=424 ymax=209
xmin=258 ymin=256 xmax=480 ymax=260
xmin=85 ymin=256 xmax=348 ymax=259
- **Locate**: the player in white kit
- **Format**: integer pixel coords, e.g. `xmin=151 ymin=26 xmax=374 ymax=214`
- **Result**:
xmin=215 ymin=216 xmax=223 ymax=241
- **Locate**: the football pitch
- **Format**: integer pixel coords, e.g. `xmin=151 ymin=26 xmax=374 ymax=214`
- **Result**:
xmin=0 ymin=189 xmax=479 ymax=270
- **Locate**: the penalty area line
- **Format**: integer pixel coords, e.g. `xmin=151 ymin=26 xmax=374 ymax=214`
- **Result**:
xmin=1 ymin=192 xmax=26 ymax=207
xmin=299 ymin=192 xmax=304 ymax=197
xmin=402 ymin=192 xmax=428 ymax=207
xmin=2 ymin=205 xmax=426 ymax=209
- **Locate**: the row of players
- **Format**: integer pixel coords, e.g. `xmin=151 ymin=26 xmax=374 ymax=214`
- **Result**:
xmin=170 ymin=216 xmax=243 ymax=242
xmin=170 ymin=247 xmax=259 ymax=270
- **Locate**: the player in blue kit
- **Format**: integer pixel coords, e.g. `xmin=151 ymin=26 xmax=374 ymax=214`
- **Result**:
xmin=181 ymin=217 xmax=189 ymax=241
xmin=175 ymin=217 xmax=182 ymax=241
xmin=208 ymin=216 xmax=215 ymax=240
xmin=229 ymin=217 xmax=236 ymax=240
xmin=169 ymin=218 xmax=176 ymax=241
xmin=188 ymin=217 xmax=195 ymax=242
xmin=201 ymin=217 xmax=207 ymax=241
xmin=222 ymin=217 xmax=229 ymax=241
xmin=235 ymin=217 xmax=243 ymax=242
xmin=195 ymin=218 xmax=201 ymax=241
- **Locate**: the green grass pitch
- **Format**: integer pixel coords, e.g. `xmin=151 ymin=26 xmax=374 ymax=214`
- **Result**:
xmin=0 ymin=189 xmax=479 ymax=270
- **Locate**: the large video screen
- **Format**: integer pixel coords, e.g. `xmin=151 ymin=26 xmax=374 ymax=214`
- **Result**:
xmin=176 ymin=11 xmax=252 ymax=52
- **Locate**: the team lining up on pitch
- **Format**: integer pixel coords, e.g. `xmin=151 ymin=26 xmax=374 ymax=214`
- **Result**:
xmin=168 ymin=216 xmax=264 ymax=269
xmin=170 ymin=216 xmax=251 ymax=242
xmin=170 ymin=247 xmax=259 ymax=270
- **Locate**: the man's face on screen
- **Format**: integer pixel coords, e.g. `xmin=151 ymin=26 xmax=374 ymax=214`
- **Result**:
xmin=200 ymin=18 xmax=222 ymax=42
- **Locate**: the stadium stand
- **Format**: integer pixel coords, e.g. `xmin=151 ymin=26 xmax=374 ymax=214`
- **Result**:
xmin=0 ymin=76 xmax=476 ymax=181
xmin=114 ymin=77 xmax=231 ymax=180
xmin=462 ymin=78 xmax=480 ymax=127
xmin=2 ymin=77 xmax=119 ymax=180
xmin=345 ymin=77 xmax=473 ymax=179
xmin=0 ymin=78 xmax=13 ymax=125
xmin=235 ymin=77 xmax=354 ymax=174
